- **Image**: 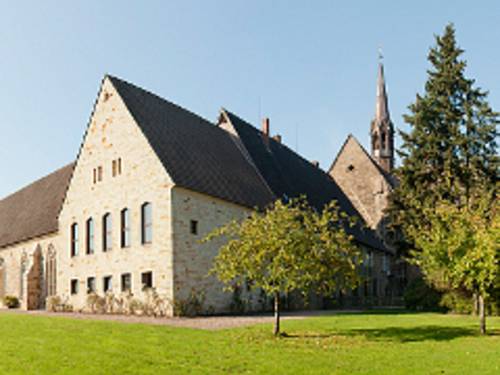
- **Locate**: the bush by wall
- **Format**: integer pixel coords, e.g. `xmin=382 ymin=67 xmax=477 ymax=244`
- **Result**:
xmin=403 ymin=278 xmax=443 ymax=311
xmin=3 ymin=295 xmax=20 ymax=309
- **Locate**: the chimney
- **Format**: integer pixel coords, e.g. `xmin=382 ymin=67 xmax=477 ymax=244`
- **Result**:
xmin=311 ymin=160 xmax=319 ymax=168
xmin=272 ymin=134 xmax=282 ymax=144
xmin=262 ymin=118 xmax=270 ymax=136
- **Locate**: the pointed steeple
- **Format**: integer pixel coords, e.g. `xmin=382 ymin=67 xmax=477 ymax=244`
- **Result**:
xmin=370 ymin=54 xmax=394 ymax=173
xmin=375 ymin=62 xmax=390 ymax=122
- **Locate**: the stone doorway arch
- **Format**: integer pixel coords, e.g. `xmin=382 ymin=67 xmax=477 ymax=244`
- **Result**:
xmin=27 ymin=245 xmax=44 ymax=310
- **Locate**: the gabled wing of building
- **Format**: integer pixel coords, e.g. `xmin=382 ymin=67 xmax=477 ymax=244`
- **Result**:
xmin=329 ymin=135 xmax=397 ymax=230
xmin=0 ymin=163 xmax=74 ymax=249
xmin=108 ymin=76 xmax=275 ymax=210
xmin=219 ymin=109 xmax=389 ymax=252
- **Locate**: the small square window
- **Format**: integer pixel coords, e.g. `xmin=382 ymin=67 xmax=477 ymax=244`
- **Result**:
xmin=347 ymin=164 xmax=355 ymax=172
xmin=190 ymin=220 xmax=198 ymax=235
xmin=141 ymin=271 xmax=153 ymax=290
xmin=121 ymin=273 xmax=132 ymax=292
xmin=70 ymin=279 xmax=79 ymax=295
xmin=103 ymin=276 xmax=112 ymax=293
xmin=87 ymin=277 xmax=96 ymax=294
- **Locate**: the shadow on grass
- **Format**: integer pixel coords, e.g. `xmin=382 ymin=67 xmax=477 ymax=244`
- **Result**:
xmin=283 ymin=325 xmax=485 ymax=343
xmin=343 ymin=325 xmax=477 ymax=342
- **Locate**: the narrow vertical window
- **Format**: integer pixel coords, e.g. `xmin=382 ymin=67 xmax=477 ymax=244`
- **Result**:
xmin=97 ymin=166 xmax=103 ymax=182
xmin=103 ymin=276 xmax=112 ymax=293
xmin=103 ymin=213 xmax=112 ymax=251
xmin=87 ymin=277 xmax=96 ymax=294
xmin=93 ymin=168 xmax=97 ymax=184
xmin=121 ymin=273 xmax=132 ymax=292
xmin=70 ymin=279 xmax=79 ymax=295
xmin=86 ymin=218 xmax=95 ymax=255
xmin=112 ymin=160 xmax=117 ymax=177
xmin=70 ymin=223 xmax=79 ymax=257
xmin=190 ymin=220 xmax=198 ymax=235
xmin=117 ymin=158 xmax=122 ymax=175
xmin=121 ymin=208 xmax=130 ymax=248
xmin=141 ymin=271 xmax=153 ymax=290
xmin=141 ymin=202 xmax=152 ymax=244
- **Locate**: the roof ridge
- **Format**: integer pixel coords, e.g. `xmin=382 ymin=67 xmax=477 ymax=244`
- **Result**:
xmin=107 ymin=75 xmax=215 ymax=127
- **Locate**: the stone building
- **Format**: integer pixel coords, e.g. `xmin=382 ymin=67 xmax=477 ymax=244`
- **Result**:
xmin=329 ymin=61 xmax=415 ymax=299
xmin=0 ymin=74 xmax=394 ymax=314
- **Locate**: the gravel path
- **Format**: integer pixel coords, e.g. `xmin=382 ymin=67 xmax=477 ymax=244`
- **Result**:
xmin=0 ymin=308 xmax=358 ymax=330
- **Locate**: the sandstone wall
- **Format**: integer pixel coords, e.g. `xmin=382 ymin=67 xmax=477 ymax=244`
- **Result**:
xmin=0 ymin=233 xmax=60 ymax=309
xmin=58 ymin=77 xmax=175 ymax=313
xmin=171 ymin=187 xmax=264 ymax=314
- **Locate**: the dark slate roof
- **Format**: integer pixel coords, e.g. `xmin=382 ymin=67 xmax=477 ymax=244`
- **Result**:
xmin=0 ymin=163 xmax=74 ymax=249
xmin=222 ymin=110 xmax=389 ymax=252
xmin=108 ymin=76 xmax=274 ymax=209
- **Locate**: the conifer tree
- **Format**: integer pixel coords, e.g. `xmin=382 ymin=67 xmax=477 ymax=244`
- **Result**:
xmin=389 ymin=24 xmax=499 ymax=330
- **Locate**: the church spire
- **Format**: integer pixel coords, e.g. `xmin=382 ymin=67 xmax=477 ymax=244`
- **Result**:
xmin=370 ymin=53 xmax=394 ymax=173
xmin=375 ymin=62 xmax=390 ymax=122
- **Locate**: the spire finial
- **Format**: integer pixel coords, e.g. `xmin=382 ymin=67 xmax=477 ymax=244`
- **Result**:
xmin=378 ymin=46 xmax=383 ymax=62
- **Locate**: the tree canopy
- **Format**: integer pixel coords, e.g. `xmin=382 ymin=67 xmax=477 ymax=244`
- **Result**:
xmin=388 ymin=23 xmax=499 ymax=333
xmin=203 ymin=198 xmax=361 ymax=335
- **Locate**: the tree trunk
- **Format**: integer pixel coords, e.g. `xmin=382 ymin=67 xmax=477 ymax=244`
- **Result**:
xmin=473 ymin=293 xmax=478 ymax=316
xmin=273 ymin=292 xmax=280 ymax=336
xmin=478 ymin=294 xmax=486 ymax=335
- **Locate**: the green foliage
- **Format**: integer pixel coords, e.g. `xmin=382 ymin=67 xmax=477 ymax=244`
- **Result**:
xmin=403 ymin=277 xmax=443 ymax=311
xmin=439 ymin=290 xmax=474 ymax=314
xmin=411 ymin=201 xmax=498 ymax=298
xmin=3 ymin=295 xmax=20 ymax=309
xmin=388 ymin=24 xmax=499 ymax=333
xmin=173 ymin=288 xmax=206 ymax=317
xmin=203 ymin=197 xmax=362 ymax=302
xmin=389 ymin=23 xmax=499 ymax=258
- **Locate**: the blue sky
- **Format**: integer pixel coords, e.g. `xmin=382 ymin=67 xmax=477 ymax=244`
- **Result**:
xmin=1 ymin=1 xmax=499 ymax=198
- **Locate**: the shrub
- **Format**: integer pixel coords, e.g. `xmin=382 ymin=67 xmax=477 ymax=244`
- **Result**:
xmin=46 ymin=296 xmax=62 ymax=312
xmin=403 ymin=278 xmax=443 ymax=311
xmin=173 ymin=289 xmax=205 ymax=317
xmin=439 ymin=290 xmax=473 ymax=314
xmin=3 ymin=295 xmax=20 ymax=309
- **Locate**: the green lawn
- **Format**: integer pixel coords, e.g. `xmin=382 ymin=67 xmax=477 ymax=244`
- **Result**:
xmin=0 ymin=312 xmax=498 ymax=374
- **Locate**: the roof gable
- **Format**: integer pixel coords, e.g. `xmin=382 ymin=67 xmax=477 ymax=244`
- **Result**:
xmin=330 ymin=135 xmax=396 ymax=188
xmin=220 ymin=110 xmax=389 ymax=251
xmin=108 ymin=76 xmax=274 ymax=209
xmin=0 ymin=163 xmax=74 ymax=249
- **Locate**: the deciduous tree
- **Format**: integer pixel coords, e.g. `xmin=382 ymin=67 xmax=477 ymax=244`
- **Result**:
xmin=203 ymin=198 xmax=361 ymax=336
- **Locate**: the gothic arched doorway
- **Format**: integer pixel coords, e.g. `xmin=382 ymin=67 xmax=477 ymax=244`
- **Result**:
xmin=26 ymin=246 xmax=44 ymax=310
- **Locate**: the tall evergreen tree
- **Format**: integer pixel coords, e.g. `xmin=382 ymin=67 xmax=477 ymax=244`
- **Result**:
xmin=389 ymin=24 xmax=499 ymax=318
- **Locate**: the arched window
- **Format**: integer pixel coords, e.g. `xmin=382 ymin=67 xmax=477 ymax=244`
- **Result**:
xmin=381 ymin=131 xmax=387 ymax=149
xmin=45 ymin=246 xmax=57 ymax=297
xmin=141 ymin=202 xmax=152 ymax=244
xmin=86 ymin=218 xmax=95 ymax=255
xmin=103 ymin=213 xmax=112 ymax=251
xmin=121 ymin=208 xmax=130 ymax=248
xmin=70 ymin=223 xmax=79 ymax=257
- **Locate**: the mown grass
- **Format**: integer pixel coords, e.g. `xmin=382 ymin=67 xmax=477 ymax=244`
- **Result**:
xmin=0 ymin=311 xmax=498 ymax=374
